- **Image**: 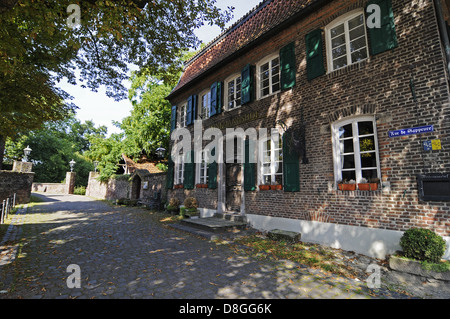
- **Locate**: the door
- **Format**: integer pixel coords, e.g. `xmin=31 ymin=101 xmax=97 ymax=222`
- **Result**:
xmin=225 ymin=162 xmax=242 ymax=212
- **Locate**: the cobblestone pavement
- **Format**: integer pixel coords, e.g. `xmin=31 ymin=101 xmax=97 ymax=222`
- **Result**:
xmin=0 ymin=193 xmax=416 ymax=300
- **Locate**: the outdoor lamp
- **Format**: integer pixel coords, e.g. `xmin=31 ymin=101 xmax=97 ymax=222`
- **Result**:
xmin=94 ymin=160 xmax=99 ymax=172
xmin=156 ymin=147 xmax=166 ymax=159
xmin=69 ymin=159 xmax=76 ymax=172
xmin=23 ymin=145 xmax=32 ymax=162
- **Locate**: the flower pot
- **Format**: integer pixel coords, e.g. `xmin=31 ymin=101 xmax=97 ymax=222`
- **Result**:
xmin=341 ymin=184 xmax=356 ymax=191
xmin=259 ymin=185 xmax=270 ymax=191
xmin=370 ymin=183 xmax=378 ymax=191
xmin=358 ymin=183 xmax=370 ymax=191
xmin=270 ymin=184 xmax=282 ymax=190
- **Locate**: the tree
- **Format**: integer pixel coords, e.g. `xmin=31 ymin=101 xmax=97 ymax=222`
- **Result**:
xmin=0 ymin=0 xmax=234 ymax=168
xmin=4 ymin=115 xmax=108 ymax=187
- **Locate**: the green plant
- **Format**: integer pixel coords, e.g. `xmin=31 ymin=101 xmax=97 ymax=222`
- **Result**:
xmin=73 ymin=186 xmax=86 ymax=195
xmin=399 ymin=228 xmax=446 ymax=263
xmin=184 ymin=197 xmax=198 ymax=209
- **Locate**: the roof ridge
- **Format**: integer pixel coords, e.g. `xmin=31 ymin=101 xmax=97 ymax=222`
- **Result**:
xmin=185 ymin=0 xmax=274 ymax=67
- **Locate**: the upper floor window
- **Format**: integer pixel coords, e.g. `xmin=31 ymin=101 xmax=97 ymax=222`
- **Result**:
xmin=257 ymin=54 xmax=280 ymax=99
xmin=178 ymin=104 xmax=186 ymax=128
xmin=200 ymin=90 xmax=210 ymax=120
xmin=226 ymin=74 xmax=242 ymax=110
xmin=326 ymin=10 xmax=369 ymax=72
xmin=331 ymin=116 xmax=380 ymax=184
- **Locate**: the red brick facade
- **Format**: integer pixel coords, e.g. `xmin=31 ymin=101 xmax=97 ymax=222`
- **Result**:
xmin=167 ymin=0 xmax=450 ymax=237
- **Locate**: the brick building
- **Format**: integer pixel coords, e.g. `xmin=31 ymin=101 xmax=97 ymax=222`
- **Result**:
xmin=166 ymin=0 xmax=450 ymax=259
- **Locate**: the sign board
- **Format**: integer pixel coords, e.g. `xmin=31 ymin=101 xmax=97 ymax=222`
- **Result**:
xmin=423 ymin=140 xmax=442 ymax=151
xmin=388 ymin=125 xmax=433 ymax=138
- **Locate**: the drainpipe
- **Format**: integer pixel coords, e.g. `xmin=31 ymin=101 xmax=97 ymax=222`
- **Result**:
xmin=434 ymin=0 xmax=450 ymax=77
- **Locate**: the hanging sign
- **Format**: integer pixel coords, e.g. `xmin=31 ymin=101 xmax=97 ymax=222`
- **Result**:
xmin=388 ymin=125 xmax=433 ymax=138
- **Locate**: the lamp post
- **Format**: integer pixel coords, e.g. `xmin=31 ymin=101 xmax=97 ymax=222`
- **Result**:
xmin=93 ymin=160 xmax=99 ymax=172
xmin=69 ymin=159 xmax=76 ymax=172
xmin=23 ymin=145 xmax=32 ymax=162
xmin=156 ymin=147 xmax=166 ymax=162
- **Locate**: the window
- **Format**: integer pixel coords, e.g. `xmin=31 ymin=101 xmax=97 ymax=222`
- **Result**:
xmin=226 ymin=75 xmax=241 ymax=110
xmin=259 ymin=134 xmax=283 ymax=185
xmin=178 ymin=104 xmax=186 ymax=128
xmin=200 ymin=90 xmax=210 ymax=120
xmin=174 ymin=150 xmax=184 ymax=185
xmin=326 ymin=10 xmax=369 ymax=72
xmin=257 ymin=54 xmax=280 ymax=99
xmin=197 ymin=150 xmax=209 ymax=185
xmin=332 ymin=116 xmax=380 ymax=184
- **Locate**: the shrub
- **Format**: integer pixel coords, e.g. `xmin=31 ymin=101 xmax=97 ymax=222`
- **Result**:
xmin=73 ymin=186 xmax=86 ymax=195
xmin=184 ymin=197 xmax=198 ymax=209
xmin=399 ymin=228 xmax=446 ymax=263
xmin=169 ymin=197 xmax=180 ymax=208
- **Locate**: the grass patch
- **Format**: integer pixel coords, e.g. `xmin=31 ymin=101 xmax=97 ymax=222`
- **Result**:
xmin=229 ymin=234 xmax=358 ymax=278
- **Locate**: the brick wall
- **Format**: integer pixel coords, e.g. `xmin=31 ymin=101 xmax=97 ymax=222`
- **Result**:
xmin=0 ymin=171 xmax=34 ymax=204
xmin=168 ymin=0 xmax=450 ymax=236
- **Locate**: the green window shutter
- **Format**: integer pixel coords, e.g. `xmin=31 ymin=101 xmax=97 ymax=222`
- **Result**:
xmin=283 ymin=134 xmax=300 ymax=192
xmin=243 ymin=139 xmax=256 ymax=191
xmin=305 ymin=29 xmax=325 ymax=81
xmin=192 ymin=94 xmax=198 ymax=122
xmin=186 ymin=96 xmax=193 ymax=126
xmin=170 ymin=105 xmax=177 ymax=131
xmin=280 ymin=42 xmax=296 ymax=90
xmin=210 ymin=82 xmax=217 ymax=117
xmin=183 ymin=150 xmax=195 ymax=189
xmin=367 ymin=0 xmax=398 ymax=56
xmin=241 ymin=64 xmax=254 ymax=105
xmin=208 ymin=147 xmax=217 ymax=189
xmin=166 ymin=155 xmax=174 ymax=189
xmin=216 ymin=81 xmax=223 ymax=114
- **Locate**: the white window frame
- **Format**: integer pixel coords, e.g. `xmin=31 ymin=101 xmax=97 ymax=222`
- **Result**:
xmin=196 ymin=150 xmax=209 ymax=185
xmin=199 ymin=89 xmax=210 ymax=120
xmin=225 ymin=73 xmax=242 ymax=111
xmin=256 ymin=53 xmax=281 ymax=100
xmin=325 ymin=9 xmax=369 ymax=72
xmin=331 ymin=115 xmax=381 ymax=184
xmin=258 ymin=133 xmax=283 ymax=185
xmin=174 ymin=150 xmax=184 ymax=185
xmin=178 ymin=103 xmax=187 ymax=128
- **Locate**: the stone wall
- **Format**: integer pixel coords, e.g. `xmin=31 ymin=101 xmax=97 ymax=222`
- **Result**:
xmin=31 ymin=172 xmax=77 ymax=195
xmin=0 ymin=171 xmax=34 ymax=204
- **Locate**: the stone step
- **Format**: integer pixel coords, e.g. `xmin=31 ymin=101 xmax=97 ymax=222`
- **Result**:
xmin=267 ymin=229 xmax=301 ymax=243
xmin=180 ymin=216 xmax=247 ymax=233
xmin=213 ymin=212 xmax=247 ymax=223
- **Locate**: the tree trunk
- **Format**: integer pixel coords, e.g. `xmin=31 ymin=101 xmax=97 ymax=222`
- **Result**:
xmin=0 ymin=135 xmax=5 ymax=170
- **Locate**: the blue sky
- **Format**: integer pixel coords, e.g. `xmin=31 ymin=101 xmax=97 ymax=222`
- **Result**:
xmin=58 ymin=1 xmax=261 ymax=136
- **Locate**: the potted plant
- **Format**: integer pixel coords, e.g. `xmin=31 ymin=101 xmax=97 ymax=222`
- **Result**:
xmin=183 ymin=197 xmax=199 ymax=218
xmin=369 ymin=177 xmax=379 ymax=191
xmin=166 ymin=198 xmax=180 ymax=214
xmin=358 ymin=178 xmax=370 ymax=191
xmin=259 ymin=184 xmax=270 ymax=191
xmin=338 ymin=179 xmax=356 ymax=191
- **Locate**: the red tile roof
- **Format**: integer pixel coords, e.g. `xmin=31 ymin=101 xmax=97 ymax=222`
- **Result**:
xmin=168 ymin=0 xmax=322 ymax=99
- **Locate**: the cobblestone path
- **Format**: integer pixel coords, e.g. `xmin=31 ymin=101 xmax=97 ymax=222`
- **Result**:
xmin=0 ymin=193 xmax=413 ymax=300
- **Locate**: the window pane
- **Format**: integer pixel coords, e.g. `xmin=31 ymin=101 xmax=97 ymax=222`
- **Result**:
xmin=349 ymin=25 xmax=365 ymax=42
xmin=361 ymin=152 xmax=377 ymax=168
xmin=360 ymin=136 xmax=375 ymax=152
xmin=263 ymin=175 xmax=271 ymax=185
xmin=351 ymin=49 xmax=367 ymax=63
xmin=332 ymin=44 xmax=347 ymax=59
xmin=330 ymin=23 xmax=344 ymax=38
xmin=361 ymin=169 xmax=377 ymax=181
xmin=342 ymin=170 xmax=356 ymax=181
xmin=348 ymin=14 xmax=364 ymax=30
xmin=358 ymin=121 xmax=374 ymax=135
xmin=338 ymin=123 xmax=353 ymax=138
xmin=275 ymin=174 xmax=283 ymax=185
xmin=342 ymin=154 xmax=355 ymax=169
xmin=332 ymin=34 xmax=346 ymax=48
xmin=340 ymin=139 xmax=354 ymax=153
xmin=350 ymin=36 xmax=366 ymax=52
xmin=333 ymin=55 xmax=347 ymax=70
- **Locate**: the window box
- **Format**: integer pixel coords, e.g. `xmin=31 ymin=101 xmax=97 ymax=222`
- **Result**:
xmin=270 ymin=184 xmax=283 ymax=190
xmin=259 ymin=185 xmax=270 ymax=191
xmin=174 ymin=184 xmax=184 ymax=189
xmin=196 ymin=183 xmax=208 ymax=188
xmin=338 ymin=181 xmax=356 ymax=191
xmin=358 ymin=183 xmax=370 ymax=191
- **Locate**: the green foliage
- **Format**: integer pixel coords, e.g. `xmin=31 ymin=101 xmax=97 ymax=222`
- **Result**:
xmin=400 ymin=228 xmax=446 ymax=263
xmin=73 ymin=186 xmax=86 ymax=196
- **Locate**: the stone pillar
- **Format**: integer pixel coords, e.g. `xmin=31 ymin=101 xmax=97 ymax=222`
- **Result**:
xmin=12 ymin=160 xmax=33 ymax=173
xmin=65 ymin=172 xmax=76 ymax=194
